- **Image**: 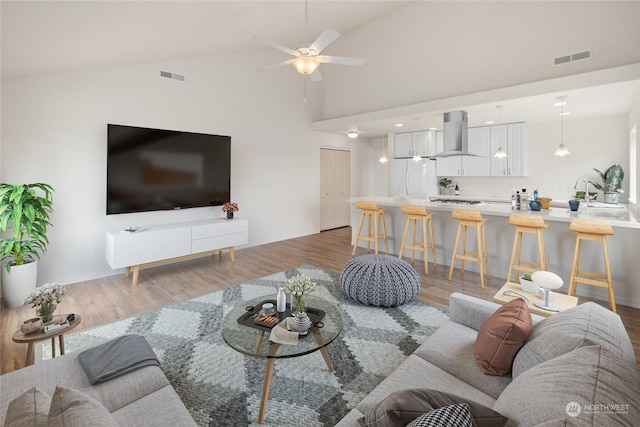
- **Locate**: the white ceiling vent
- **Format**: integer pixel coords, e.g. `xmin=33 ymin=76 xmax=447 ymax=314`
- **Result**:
xmin=554 ymin=50 xmax=592 ymax=66
xmin=160 ymin=70 xmax=185 ymax=82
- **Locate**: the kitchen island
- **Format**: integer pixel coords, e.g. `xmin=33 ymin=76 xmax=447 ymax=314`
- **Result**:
xmin=350 ymin=196 xmax=640 ymax=309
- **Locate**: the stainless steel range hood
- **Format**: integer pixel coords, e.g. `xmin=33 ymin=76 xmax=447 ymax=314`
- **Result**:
xmin=431 ymin=110 xmax=478 ymax=158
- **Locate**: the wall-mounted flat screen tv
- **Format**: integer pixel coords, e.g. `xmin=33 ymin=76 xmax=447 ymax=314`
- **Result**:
xmin=107 ymin=124 xmax=231 ymax=215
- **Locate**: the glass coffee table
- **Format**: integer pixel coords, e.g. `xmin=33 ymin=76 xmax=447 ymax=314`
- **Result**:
xmin=222 ymin=294 xmax=343 ymax=424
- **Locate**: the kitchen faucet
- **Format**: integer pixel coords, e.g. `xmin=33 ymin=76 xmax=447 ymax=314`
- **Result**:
xmin=574 ymin=178 xmax=591 ymax=202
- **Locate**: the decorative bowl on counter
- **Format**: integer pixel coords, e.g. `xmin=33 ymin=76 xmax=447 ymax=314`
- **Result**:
xmin=538 ymin=197 xmax=552 ymax=210
xmin=529 ymin=200 xmax=542 ymax=211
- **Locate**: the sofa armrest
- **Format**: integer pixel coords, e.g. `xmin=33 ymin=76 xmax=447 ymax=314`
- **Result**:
xmin=449 ymin=293 xmax=502 ymax=331
xmin=449 ymin=292 xmax=544 ymax=331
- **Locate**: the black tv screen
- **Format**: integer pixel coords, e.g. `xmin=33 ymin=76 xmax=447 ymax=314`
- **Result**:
xmin=107 ymin=124 xmax=231 ymax=215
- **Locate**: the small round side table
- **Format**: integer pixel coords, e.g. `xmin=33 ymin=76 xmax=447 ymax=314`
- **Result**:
xmin=12 ymin=314 xmax=81 ymax=366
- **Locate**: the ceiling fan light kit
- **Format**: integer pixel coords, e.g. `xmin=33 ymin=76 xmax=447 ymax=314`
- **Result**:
xmin=252 ymin=0 xmax=364 ymax=82
xmin=293 ymin=55 xmax=319 ymax=75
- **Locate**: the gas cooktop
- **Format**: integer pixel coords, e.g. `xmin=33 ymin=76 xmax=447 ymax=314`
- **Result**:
xmin=431 ymin=198 xmax=483 ymax=205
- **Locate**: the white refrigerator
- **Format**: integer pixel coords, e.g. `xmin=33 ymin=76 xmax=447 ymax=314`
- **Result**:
xmin=389 ymin=158 xmax=438 ymax=199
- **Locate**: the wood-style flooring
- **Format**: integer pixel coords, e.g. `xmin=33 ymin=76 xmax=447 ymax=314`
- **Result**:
xmin=2 ymin=226 xmax=639 ymax=374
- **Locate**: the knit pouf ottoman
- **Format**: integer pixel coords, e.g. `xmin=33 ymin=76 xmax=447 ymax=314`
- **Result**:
xmin=340 ymin=254 xmax=421 ymax=307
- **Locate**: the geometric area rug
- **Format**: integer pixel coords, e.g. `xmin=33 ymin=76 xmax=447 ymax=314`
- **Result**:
xmin=39 ymin=264 xmax=449 ymax=427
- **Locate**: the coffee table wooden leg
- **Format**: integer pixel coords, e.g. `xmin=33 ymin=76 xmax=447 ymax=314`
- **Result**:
xmin=257 ymin=343 xmax=281 ymax=424
xmin=254 ymin=330 xmax=265 ymax=353
xmin=59 ymin=335 xmax=65 ymax=355
xmin=257 ymin=358 xmax=276 ymax=424
xmin=26 ymin=343 xmax=35 ymax=366
xmin=312 ymin=328 xmax=334 ymax=372
xmin=51 ymin=337 xmax=56 ymax=358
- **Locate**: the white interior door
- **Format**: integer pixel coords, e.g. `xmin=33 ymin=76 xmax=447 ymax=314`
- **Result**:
xmin=320 ymin=148 xmax=351 ymax=231
xmin=335 ymin=150 xmax=351 ymax=226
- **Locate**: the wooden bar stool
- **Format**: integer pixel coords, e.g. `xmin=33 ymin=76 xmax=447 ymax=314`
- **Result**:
xmin=448 ymin=209 xmax=490 ymax=288
xmin=506 ymin=214 xmax=548 ymax=283
xmin=398 ymin=205 xmax=437 ymax=274
xmin=567 ymin=219 xmax=616 ymax=312
xmin=352 ymin=201 xmax=389 ymax=256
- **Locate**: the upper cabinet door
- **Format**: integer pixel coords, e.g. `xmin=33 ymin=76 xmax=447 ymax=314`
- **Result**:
xmin=490 ymin=124 xmax=508 ymax=176
xmin=394 ymin=132 xmax=413 ymax=158
xmin=461 ymin=126 xmax=490 ymax=176
xmin=490 ymin=123 xmax=527 ymax=176
xmin=412 ymin=131 xmax=430 ymax=158
xmin=507 ymin=123 xmax=527 ymax=176
xmin=394 ymin=131 xmax=435 ymax=158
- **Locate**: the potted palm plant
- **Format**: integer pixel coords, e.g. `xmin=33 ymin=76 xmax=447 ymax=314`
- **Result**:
xmin=589 ymin=164 xmax=624 ymax=204
xmin=0 ymin=183 xmax=54 ymax=307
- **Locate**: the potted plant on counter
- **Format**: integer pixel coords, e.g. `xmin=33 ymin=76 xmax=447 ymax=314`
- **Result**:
xmin=438 ymin=177 xmax=452 ymax=195
xmin=0 ymin=183 xmax=54 ymax=308
xmin=589 ymin=164 xmax=624 ymax=204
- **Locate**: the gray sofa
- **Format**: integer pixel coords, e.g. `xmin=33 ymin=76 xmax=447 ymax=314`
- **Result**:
xmin=337 ymin=292 xmax=640 ymax=426
xmin=0 ymin=336 xmax=195 ymax=426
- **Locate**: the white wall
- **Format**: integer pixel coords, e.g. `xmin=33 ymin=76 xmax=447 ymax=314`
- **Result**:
xmin=324 ymin=1 xmax=640 ymax=118
xmin=449 ymin=116 xmax=629 ymax=201
xmin=354 ymin=137 xmax=390 ymax=198
xmin=629 ymin=92 xmax=640 ymax=212
xmin=1 ymin=50 xmax=359 ymax=286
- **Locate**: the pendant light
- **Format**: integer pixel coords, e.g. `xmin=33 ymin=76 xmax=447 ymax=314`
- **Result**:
xmin=379 ymin=132 xmax=388 ymax=163
xmin=494 ymin=105 xmax=507 ymax=158
xmin=554 ymin=96 xmax=571 ymax=156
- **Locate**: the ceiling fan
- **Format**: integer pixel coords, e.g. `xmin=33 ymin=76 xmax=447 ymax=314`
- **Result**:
xmin=252 ymin=0 xmax=365 ymax=82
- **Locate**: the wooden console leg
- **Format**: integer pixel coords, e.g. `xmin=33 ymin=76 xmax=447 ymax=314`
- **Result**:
xmin=229 ymin=247 xmax=235 ymax=262
xmin=125 ymin=266 xmax=131 ymax=277
xmin=132 ymin=266 xmax=140 ymax=286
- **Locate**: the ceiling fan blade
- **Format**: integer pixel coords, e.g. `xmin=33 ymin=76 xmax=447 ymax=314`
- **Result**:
xmin=317 ymin=55 xmax=366 ymax=66
xmin=309 ymin=69 xmax=323 ymax=82
xmin=251 ymin=35 xmax=297 ymax=56
xmin=309 ymin=28 xmax=340 ymax=53
xmin=259 ymin=59 xmax=294 ymax=71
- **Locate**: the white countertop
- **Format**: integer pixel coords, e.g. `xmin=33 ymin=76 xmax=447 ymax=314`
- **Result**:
xmin=350 ymin=196 xmax=639 ymax=229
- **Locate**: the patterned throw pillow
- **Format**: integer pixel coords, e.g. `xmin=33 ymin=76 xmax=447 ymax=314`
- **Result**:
xmin=406 ymin=403 xmax=473 ymax=427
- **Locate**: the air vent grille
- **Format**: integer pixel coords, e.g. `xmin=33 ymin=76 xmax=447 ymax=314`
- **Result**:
xmin=160 ymin=70 xmax=186 ymax=82
xmin=554 ymin=50 xmax=592 ymax=66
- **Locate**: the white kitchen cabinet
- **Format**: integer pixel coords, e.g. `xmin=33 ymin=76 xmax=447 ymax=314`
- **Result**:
xmin=435 ymin=127 xmax=490 ymax=176
xmin=490 ymin=122 xmax=528 ymax=176
xmin=394 ymin=131 xmax=435 ymax=159
xmin=462 ymin=126 xmax=491 ymax=176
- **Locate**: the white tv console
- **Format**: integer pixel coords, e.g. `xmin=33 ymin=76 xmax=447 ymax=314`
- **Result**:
xmin=105 ymin=218 xmax=248 ymax=286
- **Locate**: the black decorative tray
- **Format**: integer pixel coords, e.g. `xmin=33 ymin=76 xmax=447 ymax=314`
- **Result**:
xmin=237 ymin=299 xmax=326 ymax=335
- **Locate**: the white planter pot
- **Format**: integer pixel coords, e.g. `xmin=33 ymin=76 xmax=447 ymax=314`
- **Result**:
xmin=603 ymin=192 xmax=620 ymax=204
xmin=1 ymin=261 xmax=38 ymax=308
